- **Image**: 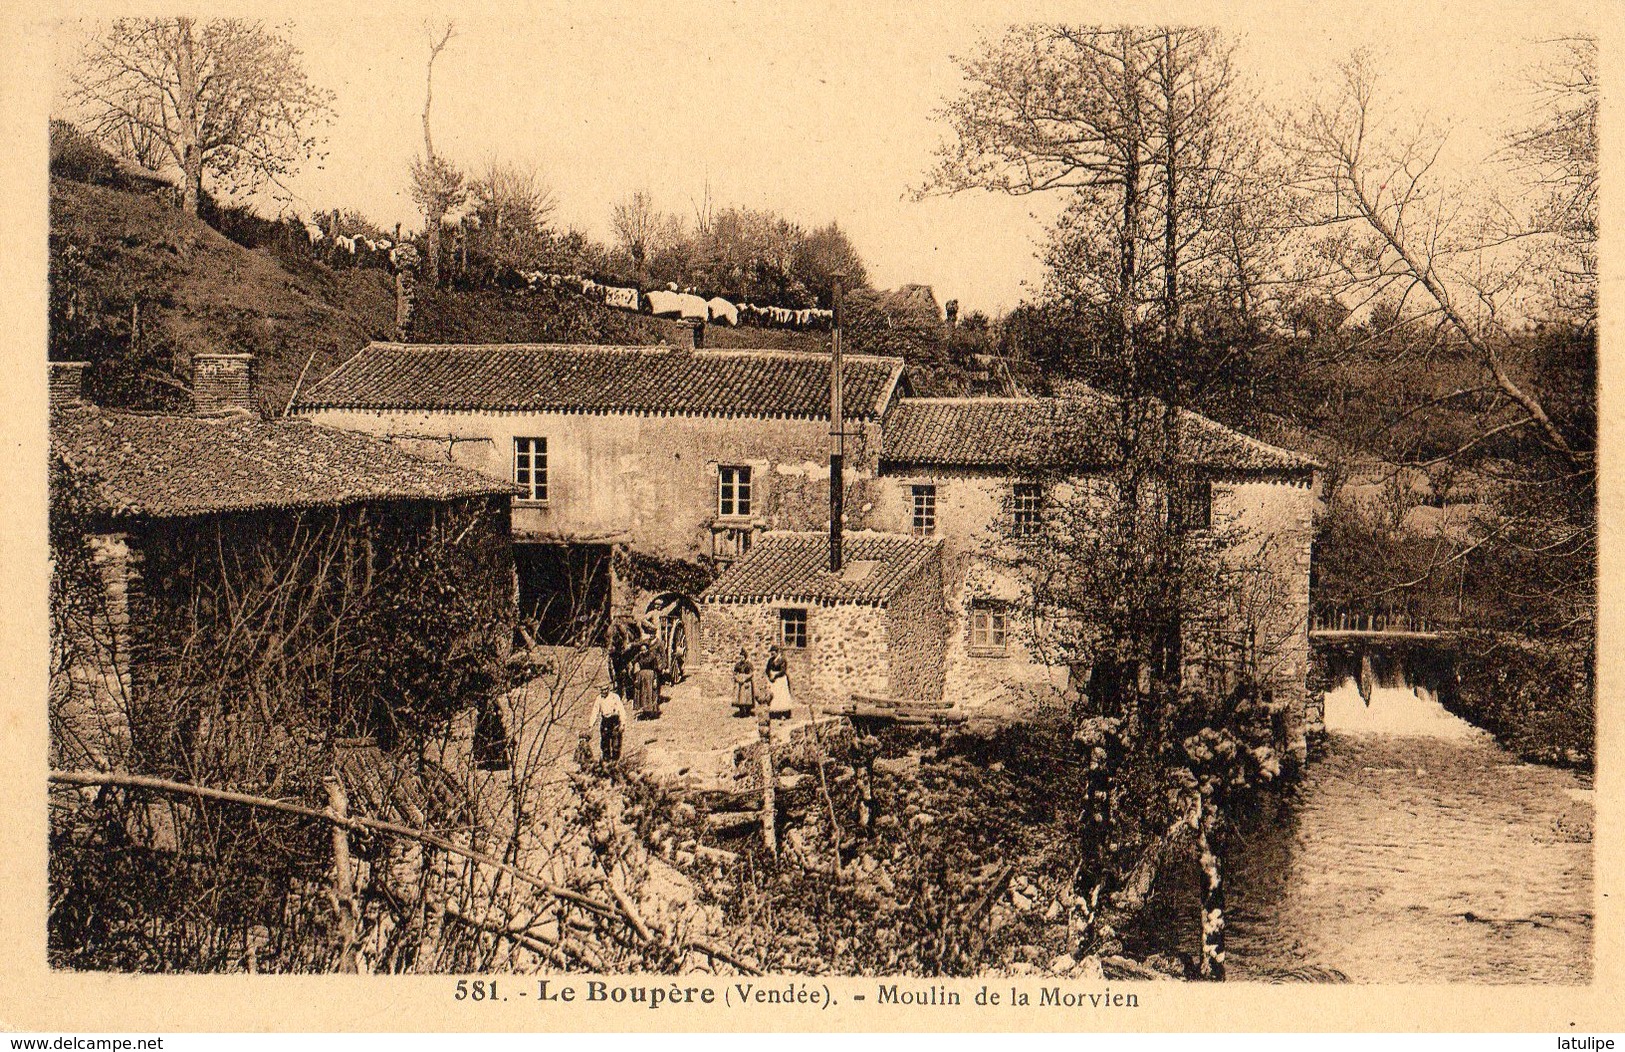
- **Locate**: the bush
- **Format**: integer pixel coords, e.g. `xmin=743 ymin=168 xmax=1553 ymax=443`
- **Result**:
xmin=50 ymin=121 xmax=122 ymax=187
xmin=1449 ymin=631 xmax=1593 ymax=769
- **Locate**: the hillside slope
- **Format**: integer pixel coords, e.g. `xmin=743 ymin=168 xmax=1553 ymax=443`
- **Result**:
xmin=51 ymin=177 xmax=396 ymax=413
xmin=50 ymin=177 xmax=834 ymax=413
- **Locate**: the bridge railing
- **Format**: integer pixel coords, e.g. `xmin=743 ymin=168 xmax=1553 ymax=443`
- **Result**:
xmin=1311 ymin=609 xmax=1449 ymax=634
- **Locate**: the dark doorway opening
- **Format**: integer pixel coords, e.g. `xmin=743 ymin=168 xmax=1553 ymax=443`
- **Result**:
xmin=515 ymin=543 xmax=612 ymax=646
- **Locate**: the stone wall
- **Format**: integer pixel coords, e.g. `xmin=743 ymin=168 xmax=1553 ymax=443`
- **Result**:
xmin=1211 ymin=475 xmax=1317 ymax=756
xmin=51 ymin=531 xmax=139 ymax=770
xmin=885 ymin=556 xmax=947 ymax=703
xmin=192 ymin=354 xmax=255 ymax=415
xmin=872 ymin=470 xmax=1061 ymax=709
xmin=299 ymin=406 xmax=887 ymax=565
xmin=699 ymin=599 xmax=889 ymax=708
xmin=870 ymin=465 xmax=1317 ymax=729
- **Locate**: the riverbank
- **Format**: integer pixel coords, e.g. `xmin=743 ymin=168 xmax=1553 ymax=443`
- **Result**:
xmin=1448 ymin=631 xmax=1593 ymax=770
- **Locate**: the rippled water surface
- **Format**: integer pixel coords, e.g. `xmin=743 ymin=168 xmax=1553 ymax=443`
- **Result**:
xmin=1226 ymin=681 xmax=1593 ymax=984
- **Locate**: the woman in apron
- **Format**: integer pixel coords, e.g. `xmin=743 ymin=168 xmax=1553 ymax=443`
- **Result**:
xmin=765 ymin=645 xmax=793 ymax=719
xmin=732 ymin=648 xmax=755 ymax=716
xmin=633 ymin=641 xmax=662 ymax=719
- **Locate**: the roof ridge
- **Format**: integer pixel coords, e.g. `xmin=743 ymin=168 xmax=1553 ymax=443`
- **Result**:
xmin=355 ymin=340 xmax=905 ymax=367
xmin=757 ymin=528 xmax=936 ymax=543
xmin=895 ymin=396 xmax=1048 ymax=405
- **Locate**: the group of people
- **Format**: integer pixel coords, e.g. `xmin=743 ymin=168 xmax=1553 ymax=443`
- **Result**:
xmin=589 ymin=639 xmax=796 ymax=767
xmin=591 ymin=614 xmax=685 ymax=764
xmin=732 ymin=644 xmax=794 ymax=720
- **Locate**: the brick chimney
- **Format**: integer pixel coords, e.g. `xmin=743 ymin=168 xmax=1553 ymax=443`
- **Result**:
xmin=678 ymin=318 xmax=705 ymax=350
xmin=193 ymin=353 xmax=255 ymax=415
xmin=50 ymin=361 xmax=89 ymax=408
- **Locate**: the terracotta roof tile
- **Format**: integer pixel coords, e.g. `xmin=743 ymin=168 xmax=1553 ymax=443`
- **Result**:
xmin=881 ymin=393 xmax=1316 ymax=474
xmin=51 ymin=406 xmax=516 ymax=520
xmin=703 ymin=532 xmax=940 ymax=605
xmin=295 ymin=342 xmax=906 ymax=420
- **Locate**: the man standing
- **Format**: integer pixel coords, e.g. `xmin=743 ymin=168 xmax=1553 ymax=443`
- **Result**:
xmin=593 ymin=684 xmax=628 ymax=763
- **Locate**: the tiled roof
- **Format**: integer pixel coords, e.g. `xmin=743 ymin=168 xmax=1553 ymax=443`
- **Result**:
xmin=294 ymin=343 xmax=906 ymax=420
xmin=881 ymin=393 xmax=1316 ymax=474
xmin=51 ymin=406 xmax=516 ymax=520
xmin=703 ymin=532 xmax=940 ymax=605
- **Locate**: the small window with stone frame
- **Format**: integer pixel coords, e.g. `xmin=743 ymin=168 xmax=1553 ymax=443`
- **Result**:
xmin=910 ymin=483 xmax=937 ymax=536
xmin=1171 ymin=479 xmax=1214 ymax=533
xmin=969 ymin=600 xmax=1009 ymax=653
xmin=719 ymin=464 xmax=753 ymax=518
xmin=514 ymin=437 xmax=548 ymax=502
xmin=779 ymin=607 xmax=808 ymax=649
xmin=1012 ymin=482 xmax=1043 ymax=538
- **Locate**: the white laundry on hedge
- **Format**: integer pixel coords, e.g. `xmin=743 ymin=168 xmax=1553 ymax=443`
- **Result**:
xmin=645 ymin=289 xmax=685 ymax=316
xmin=707 ymin=297 xmax=740 ymax=325
xmin=605 ymin=286 xmax=640 ymax=311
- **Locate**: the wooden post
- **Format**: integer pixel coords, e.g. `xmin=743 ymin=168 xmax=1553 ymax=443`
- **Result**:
xmin=829 ymin=274 xmax=845 ymax=573
xmin=857 ymin=738 xmax=876 ymax=835
xmin=758 ymin=709 xmax=776 ymax=855
xmin=325 ymin=775 xmax=360 ymax=973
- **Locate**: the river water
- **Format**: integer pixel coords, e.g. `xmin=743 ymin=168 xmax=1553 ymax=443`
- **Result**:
xmin=1224 ymin=677 xmax=1594 ymax=983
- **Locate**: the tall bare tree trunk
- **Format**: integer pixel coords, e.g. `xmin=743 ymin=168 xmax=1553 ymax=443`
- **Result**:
xmin=1117 ymin=30 xmax=1144 ymax=393
xmin=758 ymin=710 xmax=776 ymax=855
xmin=175 ymin=18 xmax=202 ymax=214
xmin=325 ymin=776 xmax=361 ymax=973
xmin=422 ymin=25 xmax=454 ymax=289
xmin=1161 ymin=50 xmax=1179 ymax=386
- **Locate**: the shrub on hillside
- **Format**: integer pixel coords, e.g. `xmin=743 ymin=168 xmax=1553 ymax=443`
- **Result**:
xmin=198 ymin=192 xmax=302 ymax=253
xmin=49 ymin=120 xmax=122 ymax=187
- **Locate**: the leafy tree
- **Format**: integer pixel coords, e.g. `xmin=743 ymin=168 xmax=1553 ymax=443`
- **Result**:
xmin=465 ymin=158 xmax=558 ymax=277
xmin=791 ymin=221 xmax=869 ymax=305
xmin=70 ymin=18 xmax=334 ymax=214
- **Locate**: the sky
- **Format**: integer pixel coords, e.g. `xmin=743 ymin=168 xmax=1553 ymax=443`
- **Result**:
xmin=49 ymin=0 xmax=1604 ymax=315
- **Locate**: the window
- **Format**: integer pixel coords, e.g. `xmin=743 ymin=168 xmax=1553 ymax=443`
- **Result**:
xmin=970 ymin=602 xmax=1008 ymax=652
xmin=514 ymin=437 xmax=547 ymax=502
xmin=719 ymin=465 xmax=753 ymax=518
xmin=779 ymin=608 xmax=808 ymax=649
xmin=910 ymin=484 xmax=937 ymax=536
xmin=1013 ymin=483 xmax=1043 ymax=537
xmin=1172 ymin=480 xmax=1213 ymax=533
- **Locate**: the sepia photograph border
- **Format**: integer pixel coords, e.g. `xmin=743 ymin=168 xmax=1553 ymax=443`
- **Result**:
xmin=1 ymin=0 xmax=1621 ymax=1033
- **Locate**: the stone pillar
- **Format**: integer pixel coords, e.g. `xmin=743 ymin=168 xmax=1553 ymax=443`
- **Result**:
xmin=50 ymin=361 xmax=89 ymax=408
xmin=192 ymin=354 xmax=255 ymax=415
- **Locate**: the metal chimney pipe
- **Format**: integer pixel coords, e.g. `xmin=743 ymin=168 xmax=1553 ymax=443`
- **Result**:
xmin=829 ymin=274 xmax=845 ymax=573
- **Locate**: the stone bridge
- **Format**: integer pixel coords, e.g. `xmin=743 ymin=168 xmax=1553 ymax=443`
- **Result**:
xmin=1308 ymin=613 xmax=1459 ymax=728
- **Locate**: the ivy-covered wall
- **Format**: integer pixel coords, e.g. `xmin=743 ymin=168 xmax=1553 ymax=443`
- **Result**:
xmin=50 ymin=487 xmax=515 ymax=783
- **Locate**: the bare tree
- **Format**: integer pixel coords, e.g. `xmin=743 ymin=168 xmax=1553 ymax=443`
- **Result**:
xmin=412 ymin=23 xmax=461 ymax=288
xmin=1286 ymin=50 xmax=1584 ymax=468
xmin=70 ymin=18 xmax=334 ymax=214
xmin=925 ymin=25 xmax=1156 ymax=379
xmin=926 ymin=26 xmax=1274 ymax=403
xmin=610 ymin=190 xmax=662 ymax=277
xmin=1503 ymin=36 xmax=1597 ymax=325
